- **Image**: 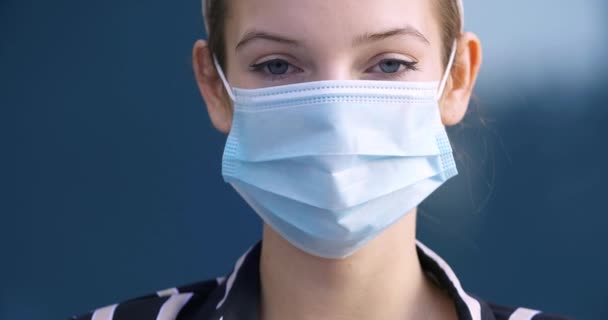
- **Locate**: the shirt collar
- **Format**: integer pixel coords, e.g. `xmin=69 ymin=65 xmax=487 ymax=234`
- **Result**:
xmin=204 ymin=241 xmax=494 ymax=320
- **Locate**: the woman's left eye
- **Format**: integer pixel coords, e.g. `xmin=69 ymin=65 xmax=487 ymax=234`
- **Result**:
xmin=368 ymin=59 xmax=418 ymax=74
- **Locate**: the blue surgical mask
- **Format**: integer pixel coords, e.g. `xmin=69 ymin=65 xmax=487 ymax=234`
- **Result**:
xmin=214 ymin=44 xmax=458 ymax=259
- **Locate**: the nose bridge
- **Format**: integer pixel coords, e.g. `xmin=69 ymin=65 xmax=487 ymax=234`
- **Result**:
xmin=311 ymin=54 xmax=356 ymax=82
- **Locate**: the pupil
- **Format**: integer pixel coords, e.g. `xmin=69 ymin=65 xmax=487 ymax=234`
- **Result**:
xmin=380 ymin=61 xmax=400 ymax=73
xmin=268 ymin=61 xmax=289 ymax=75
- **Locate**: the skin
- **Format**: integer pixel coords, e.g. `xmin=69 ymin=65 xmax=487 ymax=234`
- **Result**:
xmin=193 ymin=0 xmax=482 ymax=319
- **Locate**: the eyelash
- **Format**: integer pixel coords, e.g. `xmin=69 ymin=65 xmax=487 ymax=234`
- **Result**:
xmin=249 ymin=59 xmax=301 ymax=81
xmin=249 ymin=57 xmax=419 ymax=81
xmin=372 ymin=59 xmax=419 ymax=78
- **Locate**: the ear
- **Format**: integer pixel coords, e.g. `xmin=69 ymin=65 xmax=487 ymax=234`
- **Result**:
xmin=192 ymin=39 xmax=233 ymax=134
xmin=439 ymin=32 xmax=482 ymax=126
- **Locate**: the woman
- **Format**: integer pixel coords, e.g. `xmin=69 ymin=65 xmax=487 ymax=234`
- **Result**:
xmin=73 ymin=0 xmax=570 ymax=319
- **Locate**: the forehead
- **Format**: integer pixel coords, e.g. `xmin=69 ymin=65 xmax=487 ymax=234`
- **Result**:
xmin=224 ymin=0 xmax=441 ymax=47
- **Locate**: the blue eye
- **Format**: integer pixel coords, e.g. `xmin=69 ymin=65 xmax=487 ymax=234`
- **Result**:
xmin=369 ymin=58 xmax=418 ymax=75
xmin=379 ymin=60 xmax=402 ymax=73
xmin=267 ymin=60 xmax=289 ymax=75
xmin=251 ymin=59 xmax=293 ymax=75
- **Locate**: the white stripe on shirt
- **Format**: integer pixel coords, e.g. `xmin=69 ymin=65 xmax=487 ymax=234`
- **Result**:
xmin=91 ymin=304 xmax=117 ymax=320
xmin=416 ymin=240 xmax=482 ymax=320
xmin=509 ymin=307 xmax=541 ymax=320
xmin=155 ymin=293 xmax=194 ymax=320
xmin=157 ymin=287 xmax=179 ymax=297
xmin=216 ymin=245 xmax=255 ymax=309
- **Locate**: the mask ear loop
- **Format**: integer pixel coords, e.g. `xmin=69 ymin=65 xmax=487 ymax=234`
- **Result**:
xmin=212 ymin=55 xmax=236 ymax=102
xmin=202 ymin=1 xmax=235 ymax=101
xmin=436 ymin=39 xmax=458 ymax=101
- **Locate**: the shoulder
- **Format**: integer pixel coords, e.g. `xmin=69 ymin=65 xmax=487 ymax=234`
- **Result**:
xmin=414 ymin=241 xmax=572 ymax=320
xmin=70 ymin=278 xmax=223 ymax=320
xmin=485 ymin=301 xmax=573 ymax=320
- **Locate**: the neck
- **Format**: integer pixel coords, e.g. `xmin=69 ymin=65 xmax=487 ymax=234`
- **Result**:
xmin=259 ymin=209 xmax=455 ymax=320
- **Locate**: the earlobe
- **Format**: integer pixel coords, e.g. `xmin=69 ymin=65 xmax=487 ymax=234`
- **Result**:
xmin=440 ymin=32 xmax=482 ymax=126
xmin=192 ymin=39 xmax=233 ymax=134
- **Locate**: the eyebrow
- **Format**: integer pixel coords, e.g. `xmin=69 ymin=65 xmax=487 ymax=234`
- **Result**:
xmin=235 ymin=30 xmax=300 ymax=50
xmin=353 ymin=26 xmax=430 ymax=46
xmin=234 ymin=25 xmax=430 ymax=51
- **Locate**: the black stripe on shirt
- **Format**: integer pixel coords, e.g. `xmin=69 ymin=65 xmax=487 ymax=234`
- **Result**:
xmin=113 ymin=295 xmax=169 ymax=320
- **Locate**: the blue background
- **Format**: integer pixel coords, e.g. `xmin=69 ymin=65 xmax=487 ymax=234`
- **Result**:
xmin=1 ymin=0 xmax=607 ymax=319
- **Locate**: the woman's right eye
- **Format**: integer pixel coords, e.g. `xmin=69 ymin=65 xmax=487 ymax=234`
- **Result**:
xmin=250 ymin=59 xmax=301 ymax=79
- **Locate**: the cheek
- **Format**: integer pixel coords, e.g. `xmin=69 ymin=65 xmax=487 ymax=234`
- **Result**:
xmin=402 ymin=46 xmax=445 ymax=82
xmin=423 ymin=42 xmax=448 ymax=82
xmin=221 ymin=51 xmax=263 ymax=89
xmin=226 ymin=68 xmax=257 ymax=89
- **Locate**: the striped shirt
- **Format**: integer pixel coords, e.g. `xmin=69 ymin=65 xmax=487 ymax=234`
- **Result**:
xmin=71 ymin=241 xmax=570 ymax=320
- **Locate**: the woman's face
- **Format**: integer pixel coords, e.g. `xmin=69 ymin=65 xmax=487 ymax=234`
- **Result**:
xmin=222 ymin=0 xmax=446 ymax=89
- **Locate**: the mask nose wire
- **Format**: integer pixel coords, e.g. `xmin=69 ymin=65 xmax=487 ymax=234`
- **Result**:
xmin=213 ymin=55 xmax=237 ymax=102
xmin=212 ymin=39 xmax=457 ymax=103
xmin=435 ymin=39 xmax=458 ymax=101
